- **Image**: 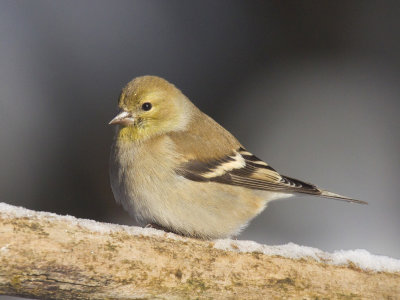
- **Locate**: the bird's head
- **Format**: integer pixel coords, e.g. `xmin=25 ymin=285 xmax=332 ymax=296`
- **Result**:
xmin=110 ymin=76 xmax=193 ymax=141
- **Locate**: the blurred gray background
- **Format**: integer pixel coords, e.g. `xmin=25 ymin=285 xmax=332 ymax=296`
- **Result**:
xmin=0 ymin=2 xmax=399 ymax=297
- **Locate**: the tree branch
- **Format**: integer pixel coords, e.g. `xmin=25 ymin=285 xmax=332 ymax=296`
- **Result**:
xmin=0 ymin=202 xmax=399 ymax=299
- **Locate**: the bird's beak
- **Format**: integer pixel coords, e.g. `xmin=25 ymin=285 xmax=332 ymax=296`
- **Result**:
xmin=109 ymin=111 xmax=134 ymax=125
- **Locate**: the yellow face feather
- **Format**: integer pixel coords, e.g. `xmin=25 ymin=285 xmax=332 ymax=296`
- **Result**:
xmin=113 ymin=76 xmax=193 ymax=142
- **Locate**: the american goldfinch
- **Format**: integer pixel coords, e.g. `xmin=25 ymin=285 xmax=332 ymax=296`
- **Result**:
xmin=109 ymin=75 xmax=366 ymax=239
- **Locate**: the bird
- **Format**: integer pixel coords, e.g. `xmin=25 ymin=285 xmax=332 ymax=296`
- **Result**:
xmin=109 ymin=75 xmax=366 ymax=239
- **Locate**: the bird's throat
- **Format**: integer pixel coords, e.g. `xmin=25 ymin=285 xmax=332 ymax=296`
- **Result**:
xmin=117 ymin=126 xmax=144 ymax=142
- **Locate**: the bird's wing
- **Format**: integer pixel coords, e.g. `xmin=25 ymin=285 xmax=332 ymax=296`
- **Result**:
xmin=176 ymin=146 xmax=318 ymax=193
xmin=169 ymin=113 xmax=366 ymax=204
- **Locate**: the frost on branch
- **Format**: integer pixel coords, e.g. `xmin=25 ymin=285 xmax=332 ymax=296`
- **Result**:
xmin=0 ymin=202 xmax=399 ymax=299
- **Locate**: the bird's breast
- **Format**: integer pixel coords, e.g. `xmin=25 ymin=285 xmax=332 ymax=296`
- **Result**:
xmin=110 ymin=135 xmax=181 ymax=222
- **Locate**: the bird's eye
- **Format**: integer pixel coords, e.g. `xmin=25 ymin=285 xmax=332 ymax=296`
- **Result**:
xmin=142 ymin=102 xmax=152 ymax=111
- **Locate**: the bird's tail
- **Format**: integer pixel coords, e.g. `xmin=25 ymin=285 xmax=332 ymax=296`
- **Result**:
xmin=281 ymin=175 xmax=367 ymax=205
xmin=319 ymin=190 xmax=368 ymax=205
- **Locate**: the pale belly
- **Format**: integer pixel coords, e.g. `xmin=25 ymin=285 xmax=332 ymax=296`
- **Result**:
xmin=110 ymin=137 xmax=291 ymax=239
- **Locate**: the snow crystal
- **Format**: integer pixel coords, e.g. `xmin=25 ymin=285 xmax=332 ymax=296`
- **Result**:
xmin=214 ymin=240 xmax=400 ymax=273
xmin=0 ymin=202 xmax=183 ymax=240
xmin=1 ymin=202 xmax=399 ymax=273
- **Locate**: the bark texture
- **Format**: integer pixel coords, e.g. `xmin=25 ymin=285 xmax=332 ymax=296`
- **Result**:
xmin=0 ymin=204 xmax=399 ymax=299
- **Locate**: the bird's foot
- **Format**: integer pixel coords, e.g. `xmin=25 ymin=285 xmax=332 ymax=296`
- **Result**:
xmin=145 ymin=223 xmax=173 ymax=233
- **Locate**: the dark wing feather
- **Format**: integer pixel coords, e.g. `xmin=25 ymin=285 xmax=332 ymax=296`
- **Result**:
xmin=176 ymin=147 xmax=321 ymax=195
xmin=175 ymin=147 xmax=367 ymax=204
